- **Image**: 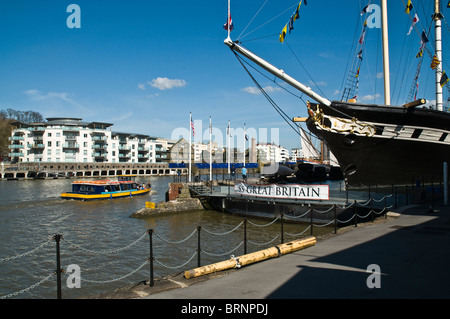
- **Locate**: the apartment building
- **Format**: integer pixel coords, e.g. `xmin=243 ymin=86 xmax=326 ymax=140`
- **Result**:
xmin=9 ymin=117 xmax=159 ymax=164
xmin=256 ymin=143 xmax=290 ymax=163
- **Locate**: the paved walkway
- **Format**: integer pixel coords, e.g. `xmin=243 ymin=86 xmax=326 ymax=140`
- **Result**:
xmin=140 ymin=203 xmax=450 ymax=299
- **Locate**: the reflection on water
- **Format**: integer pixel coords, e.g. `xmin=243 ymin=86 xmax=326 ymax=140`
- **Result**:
xmin=0 ymin=176 xmax=332 ymax=299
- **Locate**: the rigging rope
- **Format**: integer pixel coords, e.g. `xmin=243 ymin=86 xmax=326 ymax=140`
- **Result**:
xmin=231 ymin=50 xmax=322 ymax=154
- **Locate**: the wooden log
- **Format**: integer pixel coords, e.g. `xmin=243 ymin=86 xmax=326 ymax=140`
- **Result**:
xmin=184 ymin=236 xmax=316 ymax=279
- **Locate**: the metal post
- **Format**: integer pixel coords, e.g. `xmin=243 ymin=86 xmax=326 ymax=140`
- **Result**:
xmin=444 ymin=162 xmax=448 ymax=206
xmin=310 ymin=207 xmax=313 ymax=236
xmin=54 ymin=234 xmax=62 ymax=299
xmin=243 ymin=219 xmax=247 ymax=255
xmin=334 ymin=205 xmax=337 ymax=234
xmin=354 ymin=201 xmax=358 ymax=227
xmin=280 ymin=213 xmax=284 ymax=244
xmin=148 ymin=229 xmax=154 ymax=287
xmin=197 ymin=226 xmax=201 ymax=267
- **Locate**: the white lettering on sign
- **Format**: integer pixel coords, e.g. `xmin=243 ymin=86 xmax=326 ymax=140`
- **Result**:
xmin=234 ymin=183 xmax=329 ymax=200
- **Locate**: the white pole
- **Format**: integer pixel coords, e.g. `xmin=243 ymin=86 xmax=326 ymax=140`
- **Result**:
xmin=435 ymin=0 xmax=443 ymax=111
xmin=444 ymin=162 xmax=448 ymax=206
xmin=380 ymin=0 xmax=391 ymax=105
xmin=210 ymin=116 xmax=212 ymax=182
xmin=227 ymin=0 xmax=231 ymax=41
xmin=189 ymin=112 xmax=192 ymax=183
xmin=224 ymin=39 xmax=331 ymax=106
xmin=227 ymin=120 xmax=230 ymax=176
xmin=243 ymin=123 xmax=246 ymax=167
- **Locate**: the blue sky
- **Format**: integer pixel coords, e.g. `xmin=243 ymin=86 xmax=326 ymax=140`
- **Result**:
xmin=0 ymin=0 xmax=447 ymax=151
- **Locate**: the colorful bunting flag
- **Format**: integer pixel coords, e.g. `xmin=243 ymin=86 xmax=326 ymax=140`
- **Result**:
xmin=405 ymin=0 xmax=413 ymax=14
xmin=440 ymin=71 xmax=449 ymax=87
xmin=416 ymin=49 xmax=423 ymax=58
xmin=431 ymin=55 xmax=440 ymax=70
xmin=361 ymin=5 xmax=369 ymax=16
xmin=407 ymin=13 xmax=419 ymax=35
xmin=279 ymin=1 xmax=303 ymax=43
xmin=279 ymin=24 xmax=287 ymax=43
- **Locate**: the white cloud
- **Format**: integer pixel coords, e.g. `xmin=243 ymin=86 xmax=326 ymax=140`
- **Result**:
xmin=361 ymin=93 xmax=381 ymax=101
xmin=149 ymin=77 xmax=187 ymax=90
xmin=137 ymin=83 xmax=146 ymax=90
xmin=242 ymin=86 xmax=281 ymax=95
xmin=25 ymin=89 xmax=72 ymax=102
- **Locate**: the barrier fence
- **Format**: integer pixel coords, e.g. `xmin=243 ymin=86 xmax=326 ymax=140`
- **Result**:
xmin=0 ymin=192 xmax=395 ymax=299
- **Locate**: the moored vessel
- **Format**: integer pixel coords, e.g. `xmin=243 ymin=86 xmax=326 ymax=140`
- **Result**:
xmin=61 ymin=175 xmax=151 ymax=200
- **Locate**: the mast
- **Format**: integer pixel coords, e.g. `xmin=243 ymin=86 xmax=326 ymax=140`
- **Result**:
xmin=224 ymin=38 xmax=331 ymax=106
xmin=380 ymin=0 xmax=391 ymax=105
xmin=434 ymin=0 xmax=444 ymax=111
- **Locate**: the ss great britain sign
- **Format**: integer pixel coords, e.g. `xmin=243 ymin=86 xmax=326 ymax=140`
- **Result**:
xmin=234 ymin=182 xmax=329 ymax=201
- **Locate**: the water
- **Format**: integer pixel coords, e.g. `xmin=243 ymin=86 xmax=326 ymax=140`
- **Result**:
xmin=0 ymin=176 xmax=332 ymax=299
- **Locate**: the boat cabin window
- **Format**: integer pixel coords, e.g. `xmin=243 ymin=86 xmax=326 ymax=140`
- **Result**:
xmin=122 ymin=184 xmax=130 ymax=190
xmin=73 ymin=184 xmax=96 ymax=194
xmin=113 ymin=185 xmax=121 ymax=191
xmin=105 ymin=185 xmax=112 ymax=192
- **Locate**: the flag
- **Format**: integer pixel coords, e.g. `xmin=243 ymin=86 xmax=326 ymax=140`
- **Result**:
xmin=355 ymin=66 xmax=360 ymax=78
xmin=280 ymin=1 xmax=302 ymax=43
xmin=407 ymin=14 xmax=419 ymax=35
xmin=414 ymin=81 xmax=418 ymax=100
xmin=405 ymin=0 xmax=413 ymax=14
xmin=288 ymin=14 xmax=295 ymax=33
xmin=361 ymin=5 xmax=369 ymax=16
xmin=440 ymin=71 xmax=449 ymax=87
xmin=279 ymin=24 xmax=287 ymax=43
xmin=431 ymin=55 xmax=440 ymax=70
xmin=223 ymin=13 xmax=233 ymax=32
xmin=359 ymin=27 xmax=366 ymax=44
xmin=357 ymin=49 xmax=363 ymax=60
xmin=448 ymin=1 xmax=450 ymax=8
xmin=294 ymin=2 xmax=301 ymax=21
xmin=191 ymin=118 xmax=195 ymax=136
xmin=416 ymin=49 xmax=423 ymax=58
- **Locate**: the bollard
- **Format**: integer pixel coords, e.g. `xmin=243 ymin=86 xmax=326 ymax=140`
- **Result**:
xmin=280 ymin=213 xmax=284 ymax=244
xmin=54 ymin=234 xmax=62 ymax=299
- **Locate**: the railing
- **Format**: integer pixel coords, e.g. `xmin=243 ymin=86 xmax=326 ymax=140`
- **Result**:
xmin=0 ymin=196 xmax=393 ymax=299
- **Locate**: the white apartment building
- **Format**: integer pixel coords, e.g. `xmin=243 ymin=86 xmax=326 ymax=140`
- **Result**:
xmin=9 ymin=117 xmax=159 ymax=164
xmin=256 ymin=143 xmax=289 ymax=163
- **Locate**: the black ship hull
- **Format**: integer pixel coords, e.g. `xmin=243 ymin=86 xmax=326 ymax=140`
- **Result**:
xmin=306 ymin=101 xmax=450 ymax=186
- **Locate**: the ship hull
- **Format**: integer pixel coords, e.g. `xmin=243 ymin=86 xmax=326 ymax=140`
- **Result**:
xmin=306 ymin=101 xmax=450 ymax=186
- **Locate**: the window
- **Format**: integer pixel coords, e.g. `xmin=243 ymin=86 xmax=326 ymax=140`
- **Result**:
xmin=48 ymin=133 xmax=52 ymax=137
xmin=48 ymin=141 xmax=51 ymax=147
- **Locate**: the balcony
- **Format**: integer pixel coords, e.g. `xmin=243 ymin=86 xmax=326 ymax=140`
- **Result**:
xmin=9 ymin=136 xmax=24 ymax=141
xmin=29 ymin=144 xmax=45 ymax=149
xmin=9 ymin=152 xmax=24 ymax=157
xmin=9 ymin=144 xmax=24 ymax=149
xmin=63 ymin=143 xmax=79 ymax=150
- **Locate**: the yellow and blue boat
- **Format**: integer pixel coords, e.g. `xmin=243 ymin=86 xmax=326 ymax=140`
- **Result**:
xmin=61 ymin=175 xmax=151 ymax=200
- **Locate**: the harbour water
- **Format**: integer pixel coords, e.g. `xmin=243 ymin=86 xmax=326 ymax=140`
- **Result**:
xmin=0 ymin=176 xmax=335 ymax=299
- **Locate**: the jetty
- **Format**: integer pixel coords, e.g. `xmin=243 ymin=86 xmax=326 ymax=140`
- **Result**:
xmin=0 ymin=162 xmax=183 ymax=180
xmin=136 ymin=203 xmax=450 ymax=299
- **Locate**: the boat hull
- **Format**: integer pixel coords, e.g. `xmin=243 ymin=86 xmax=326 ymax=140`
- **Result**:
xmin=306 ymin=101 xmax=450 ymax=186
xmin=61 ymin=188 xmax=150 ymax=200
